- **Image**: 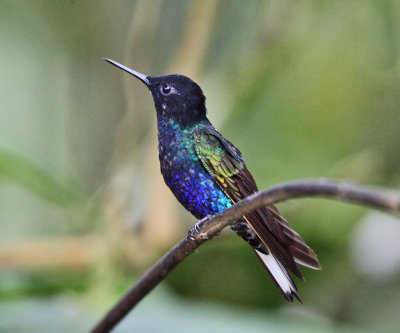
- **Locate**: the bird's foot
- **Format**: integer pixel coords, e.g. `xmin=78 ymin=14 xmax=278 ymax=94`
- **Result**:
xmin=188 ymin=215 xmax=213 ymax=241
xmin=194 ymin=215 xmax=213 ymax=232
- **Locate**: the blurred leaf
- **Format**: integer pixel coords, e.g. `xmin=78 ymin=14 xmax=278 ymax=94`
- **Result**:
xmin=0 ymin=148 xmax=86 ymax=206
xmin=0 ymin=268 xmax=89 ymax=300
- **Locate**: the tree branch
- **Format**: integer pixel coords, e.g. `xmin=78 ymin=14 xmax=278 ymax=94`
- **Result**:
xmin=89 ymin=179 xmax=400 ymax=333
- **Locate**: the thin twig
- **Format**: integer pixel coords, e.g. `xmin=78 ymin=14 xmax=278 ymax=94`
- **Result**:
xmin=90 ymin=179 xmax=400 ymax=333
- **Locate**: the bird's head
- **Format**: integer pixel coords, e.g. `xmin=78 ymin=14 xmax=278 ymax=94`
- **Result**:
xmin=105 ymin=58 xmax=207 ymax=127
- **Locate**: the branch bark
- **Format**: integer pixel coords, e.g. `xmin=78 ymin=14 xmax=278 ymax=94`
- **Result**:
xmin=90 ymin=179 xmax=400 ymax=333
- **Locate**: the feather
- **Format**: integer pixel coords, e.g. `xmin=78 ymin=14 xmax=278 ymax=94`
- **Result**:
xmin=194 ymin=126 xmax=320 ymax=298
xmin=254 ymin=249 xmax=301 ymax=303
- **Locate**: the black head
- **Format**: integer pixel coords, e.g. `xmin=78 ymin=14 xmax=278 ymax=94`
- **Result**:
xmin=105 ymin=58 xmax=207 ymax=127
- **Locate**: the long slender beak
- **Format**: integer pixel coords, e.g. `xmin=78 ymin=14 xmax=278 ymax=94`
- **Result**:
xmin=104 ymin=58 xmax=150 ymax=86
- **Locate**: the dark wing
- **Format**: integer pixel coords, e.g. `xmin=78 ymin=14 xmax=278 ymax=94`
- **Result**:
xmin=194 ymin=126 xmax=320 ymax=280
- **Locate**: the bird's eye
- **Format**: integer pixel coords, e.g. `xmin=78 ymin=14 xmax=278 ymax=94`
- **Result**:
xmin=161 ymin=84 xmax=172 ymax=96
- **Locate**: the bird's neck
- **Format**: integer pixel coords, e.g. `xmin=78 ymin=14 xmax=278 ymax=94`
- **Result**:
xmin=156 ymin=116 xmax=211 ymax=155
xmin=157 ymin=116 xmax=210 ymax=140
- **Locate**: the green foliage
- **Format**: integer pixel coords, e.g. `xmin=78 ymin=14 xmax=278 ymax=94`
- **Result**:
xmin=0 ymin=148 xmax=85 ymax=206
xmin=0 ymin=268 xmax=90 ymax=301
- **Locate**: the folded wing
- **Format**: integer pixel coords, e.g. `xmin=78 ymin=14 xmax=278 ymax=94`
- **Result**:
xmin=194 ymin=126 xmax=320 ymax=299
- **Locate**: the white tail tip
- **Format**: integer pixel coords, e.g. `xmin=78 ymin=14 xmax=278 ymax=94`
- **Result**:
xmin=255 ymin=249 xmax=301 ymax=303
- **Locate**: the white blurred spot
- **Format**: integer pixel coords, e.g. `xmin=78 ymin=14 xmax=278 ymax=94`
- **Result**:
xmin=350 ymin=212 xmax=400 ymax=282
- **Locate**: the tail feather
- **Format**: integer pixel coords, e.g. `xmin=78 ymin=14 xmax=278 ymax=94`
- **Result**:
xmin=254 ymin=249 xmax=302 ymax=303
xmin=291 ymin=246 xmax=321 ymax=270
xmin=269 ymin=208 xmax=321 ymax=270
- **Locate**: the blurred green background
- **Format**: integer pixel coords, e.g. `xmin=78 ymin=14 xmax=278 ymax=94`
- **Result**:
xmin=1 ymin=1 xmax=400 ymax=332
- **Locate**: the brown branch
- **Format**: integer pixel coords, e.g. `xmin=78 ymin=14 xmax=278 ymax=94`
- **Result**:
xmin=89 ymin=179 xmax=400 ymax=333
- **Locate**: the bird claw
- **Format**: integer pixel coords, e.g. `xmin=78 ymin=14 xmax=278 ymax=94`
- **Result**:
xmin=188 ymin=215 xmax=213 ymax=240
xmin=188 ymin=228 xmax=197 ymax=241
xmin=195 ymin=214 xmax=213 ymax=232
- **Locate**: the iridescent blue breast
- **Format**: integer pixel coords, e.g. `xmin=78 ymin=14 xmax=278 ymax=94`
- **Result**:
xmin=158 ymin=121 xmax=232 ymax=219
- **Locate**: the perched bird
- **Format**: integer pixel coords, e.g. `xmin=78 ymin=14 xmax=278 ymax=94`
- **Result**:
xmin=105 ymin=58 xmax=321 ymax=302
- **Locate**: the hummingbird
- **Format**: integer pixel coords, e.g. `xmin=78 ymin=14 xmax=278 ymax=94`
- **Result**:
xmin=105 ymin=58 xmax=321 ymax=302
